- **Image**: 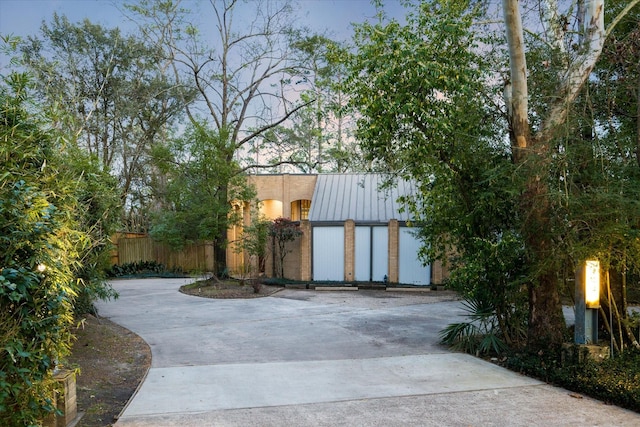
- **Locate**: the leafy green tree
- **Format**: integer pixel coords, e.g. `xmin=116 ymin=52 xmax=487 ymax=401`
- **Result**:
xmin=345 ymin=0 xmax=640 ymax=351
xmin=1 ymin=73 xmax=83 ymax=424
xmin=232 ymin=209 xmax=270 ymax=281
xmin=65 ymin=146 xmax=121 ymax=315
xmin=128 ymin=0 xmax=314 ymax=270
xmin=278 ymin=36 xmax=362 ymax=173
xmin=243 ymin=214 xmax=271 ymax=275
xmin=1 ymin=28 xmax=121 ymax=417
xmin=552 ymin=3 xmax=640 ymax=352
xmin=20 ymin=14 xmax=189 ymax=229
xmin=150 ymin=122 xmax=255 ymax=274
xmin=502 ymin=0 xmax=639 ymax=348
xmin=345 ymin=1 xmax=525 ymax=351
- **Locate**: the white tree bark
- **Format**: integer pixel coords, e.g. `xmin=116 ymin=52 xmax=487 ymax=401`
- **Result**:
xmin=504 ymin=0 xmax=640 ymax=146
xmin=501 ymin=0 xmax=640 ymax=347
xmin=502 ymin=0 xmax=529 ymax=154
xmin=535 ymin=0 xmax=612 ymax=144
xmin=543 ymin=0 xmax=566 ymax=54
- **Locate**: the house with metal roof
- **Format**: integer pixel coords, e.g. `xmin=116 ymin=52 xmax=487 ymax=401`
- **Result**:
xmin=228 ymin=173 xmax=446 ymax=286
xmin=308 ymin=174 xmax=414 ymax=223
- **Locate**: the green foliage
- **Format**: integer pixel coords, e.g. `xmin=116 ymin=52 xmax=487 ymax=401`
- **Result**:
xmin=441 ymin=232 xmax=529 ymax=354
xmin=20 ymin=13 xmax=190 ymax=229
xmin=243 ymin=216 xmax=270 ymax=262
xmin=150 ymin=122 xmax=255 ymax=274
xmin=151 ymin=123 xmax=242 ymax=248
xmin=345 ymin=0 xmax=528 ymax=348
xmin=1 ymin=80 xmax=79 ymax=424
xmin=1 ymin=62 xmax=119 ymax=423
xmin=440 ymin=294 xmax=525 ymax=356
xmin=345 ymin=0 xmax=640 ymax=351
xmin=543 ymin=6 xmax=640 ymax=349
xmin=564 ymin=8 xmax=640 ymax=269
xmin=233 ymin=210 xmax=271 ymax=278
xmin=63 ymin=146 xmax=121 ymax=315
xmin=106 ymin=261 xmax=184 ymax=278
xmin=346 ymin=0 xmax=502 ymax=174
xmin=345 ymin=0 xmax=512 ymax=260
xmin=272 ymin=35 xmax=362 ymax=172
xmin=439 ymin=299 xmax=492 ymax=353
xmin=506 ymin=348 xmax=640 ymax=413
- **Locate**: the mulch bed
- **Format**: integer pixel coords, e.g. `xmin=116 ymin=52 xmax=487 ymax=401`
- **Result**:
xmin=179 ymin=278 xmax=283 ymax=299
xmin=67 ymin=315 xmax=151 ymax=427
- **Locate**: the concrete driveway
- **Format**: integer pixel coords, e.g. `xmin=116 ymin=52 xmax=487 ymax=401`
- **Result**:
xmin=96 ymin=278 xmax=640 ymax=426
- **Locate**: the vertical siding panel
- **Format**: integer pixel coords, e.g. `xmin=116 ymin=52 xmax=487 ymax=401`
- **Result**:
xmin=114 ymin=237 xmax=213 ymax=272
xmin=398 ymin=227 xmax=430 ymax=285
xmin=354 ymin=226 xmax=371 ymax=281
xmin=372 ymin=226 xmax=389 ymax=281
xmin=312 ymin=226 xmax=344 ymax=281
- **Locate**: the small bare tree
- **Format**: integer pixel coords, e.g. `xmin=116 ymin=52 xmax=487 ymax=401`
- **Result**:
xmin=128 ymin=0 xmax=314 ymax=272
xmin=269 ymin=217 xmax=302 ymax=279
xmin=233 ymin=211 xmax=270 ymax=292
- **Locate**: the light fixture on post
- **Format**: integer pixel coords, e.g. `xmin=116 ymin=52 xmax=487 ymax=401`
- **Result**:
xmin=575 ymin=259 xmax=600 ymax=344
xmin=584 ymin=260 xmax=600 ymax=309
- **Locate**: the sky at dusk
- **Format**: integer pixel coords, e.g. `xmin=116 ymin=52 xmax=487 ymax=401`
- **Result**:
xmin=0 ymin=0 xmax=400 ymax=43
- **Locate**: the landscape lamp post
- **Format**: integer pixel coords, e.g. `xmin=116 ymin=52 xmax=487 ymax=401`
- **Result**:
xmin=575 ymin=259 xmax=600 ymax=344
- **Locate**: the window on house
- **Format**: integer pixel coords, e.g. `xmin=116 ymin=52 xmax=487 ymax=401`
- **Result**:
xmin=260 ymin=199 xmax=283 ymax=219
xmin=300 ymin=200 xmax=310 ymax=220
xmin=291 ymin=199 xmax=311 ymax=221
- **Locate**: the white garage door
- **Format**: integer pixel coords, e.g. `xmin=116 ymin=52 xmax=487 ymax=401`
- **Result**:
xmin=372 ymin=226 xmax=389 ymax=281
xmin=354 ymin=226 xmax=389 ymax=282
xmin=313 ymin=226 xmax=344 ymax=281
xmin=398 ymin=228 xmax=430 ymax=285
xmin=354 ymin=226 xmax=371 ymax=281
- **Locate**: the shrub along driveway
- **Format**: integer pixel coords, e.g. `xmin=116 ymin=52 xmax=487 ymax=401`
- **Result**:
xmin=97 ymin=278 xmax=640 ymax=426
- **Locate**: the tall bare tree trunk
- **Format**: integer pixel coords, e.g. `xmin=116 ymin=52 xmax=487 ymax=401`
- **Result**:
xmin=502 ymin=0 xmax=528 ymax=163
xmin=501 ymin=0 xmax=633 ymax=348
xmin=214 ymin=184 xmax=229 ymax=276
xmin=503 ymin=0 xmax=565 ymax=348
xmin=518 ymin=146 xmax=565 ymax=348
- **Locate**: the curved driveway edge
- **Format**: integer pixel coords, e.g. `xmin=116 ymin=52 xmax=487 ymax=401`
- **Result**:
xmin=96 ymin=278 xmax=640 ymax=426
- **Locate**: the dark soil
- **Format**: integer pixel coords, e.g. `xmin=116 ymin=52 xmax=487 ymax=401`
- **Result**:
xmin=67 ymin=315 xmax=151 ymax=427
xmin=179 ymin=277 xmax=283 ymax=299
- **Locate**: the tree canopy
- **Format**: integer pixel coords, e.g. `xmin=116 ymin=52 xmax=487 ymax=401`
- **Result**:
xmin=3 ymin=0 xmax=638 ymax=354
xmin=345 ymin=0 xmax=640 ymax=350
xmin=20 ymin=14 xmax=189 ymax=230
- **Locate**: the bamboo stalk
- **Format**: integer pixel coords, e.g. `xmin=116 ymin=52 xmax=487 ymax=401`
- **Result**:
xmin=609 ymin=277 xmax=625 ymax=352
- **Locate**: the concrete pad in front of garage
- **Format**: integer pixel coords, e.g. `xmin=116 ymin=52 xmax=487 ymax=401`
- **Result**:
xmin=99 ymin=281 xmax=464 ymax=368
xmin=96 ymin=279 xmax=640 ymax=427
xmin=112 ymin=383 xmax=640 ymax=427
xmin=119 ymin=353 xmax=540 ymax=417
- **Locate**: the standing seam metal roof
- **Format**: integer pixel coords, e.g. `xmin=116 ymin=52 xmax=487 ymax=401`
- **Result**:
xmin=308 ymin=174 xmax=415 ymax=223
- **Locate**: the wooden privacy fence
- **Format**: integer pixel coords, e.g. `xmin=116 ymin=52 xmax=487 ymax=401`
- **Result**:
xmin=113 ymin=235 xmax=214 ymax=272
